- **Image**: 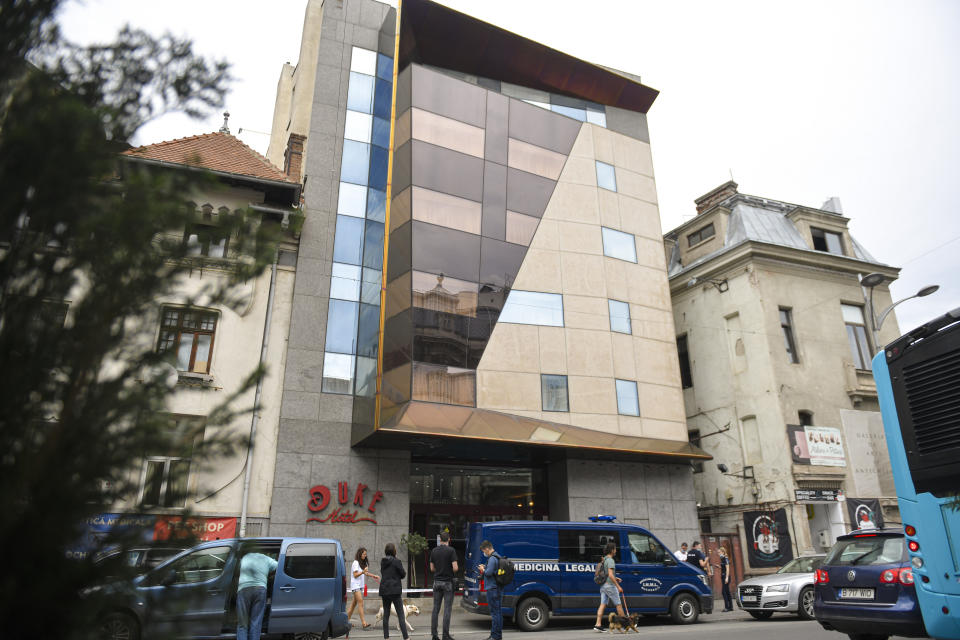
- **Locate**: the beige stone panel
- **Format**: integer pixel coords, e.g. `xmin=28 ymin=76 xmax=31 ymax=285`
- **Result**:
xmin=394 ymin=109 xmax=411 ymax=149
xmin=512 ymin=248 xmax=563 ymax=294
xmin=560 ymin=252 xmax=606 ymax=297
xmin=476 ymin=370 xmax=541 ymax=411
xmin=617 ymin=414 xmax=645 ymax=436
xmin=569 ymin=412 xmax=620 ymax=434
xmin=566 ymin=329 xmax=614 ymax=377
xmin=638 ymin=383 xmax=685 ymax=422
xmin=617 ymin=168 xmax=658 ymax=204
xmin=635 ymin=235 xmax=668 ymax=270
xmin=529 ymin=218 xmax=560 ymax=250
xmin=411 ymin=107 xmax=485 ymax=158
xmin=602 ymin=257 xmax=631 ymax=302
xmin=630 ymin=305 xmax=676 ymax=343
xmin=563 ymin=295 xmax=609 ymax=331
xmin=643 ymin=417 xmax=687 ymax=441
xmin=548 ymin=182 xmax=600 ymax=224
xmin=390 ymin=187 xmax=411 ymax=232
xmin=560 ymin=156 xmax=598 ymax=187
xmin=626 ymin=266 xmax=671 ymax=310
xmin=569 ymin=124 xmax=594 ymax=159
xmin=567 ymin=376 xmax=617 ymax=415
xmin=478 ymin=323 xmax=540 ymax=373
xmin=508 ymin=138 xmax=567 ymax=180
xmin=618 ymin=194 xmax=663 ymax=240
xmin=598 ymin=188 xmax=620 ymax=229
xmin=612 ymin=135 xmax=654 ymax=177
xmin=541 ymin=411 xmax=571 ymax=425
xmin=558 ymin=221 xmax=603 ymax=255
xmin=503 ymin=409 xmax=545 ymax=421
xmin=592 ymin=127 xmax=615 ymax=164
xmin=634 ymin=339 xmax=682 ymax=387
xmin=611 ymin=333 xmax=637 ymax=379
xmin=538 ymin=326 xmax=567 ymax=373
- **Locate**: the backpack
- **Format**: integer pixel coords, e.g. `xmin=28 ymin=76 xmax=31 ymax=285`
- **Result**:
xmin=594 ymin=556 xmax=608 ymax=585
xmin=493 ymin=553 xmax=515 ymax=587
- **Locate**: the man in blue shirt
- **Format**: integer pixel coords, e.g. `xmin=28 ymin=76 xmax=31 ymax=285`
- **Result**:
xmin=477 ymin=540 xmax=502 ymax=640
xmin=237 ymin=550 xmax=278 ymax=640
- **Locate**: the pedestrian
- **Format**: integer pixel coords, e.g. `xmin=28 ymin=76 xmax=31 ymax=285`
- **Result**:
xmin=718 ymin=547 xmax=733 ymax=612
xmin=477 ymin=540 xmax=503 ymax=640
xmin=347 ymin=547 xmax=379 ymax=631
xmin=674 ymin=542 xmax=688 ymax=562
xmin=379 ymin=543 xmax=409 ymax=640
xmin=430 ymin=531 xmax=459 ymax=640
xmin=592 ymin=541 xmax=626 ymax=633
xmin=236 ymin=548 xmax=278 ymax=640
xmin=686 ymin=541 xmax=707 ymax=573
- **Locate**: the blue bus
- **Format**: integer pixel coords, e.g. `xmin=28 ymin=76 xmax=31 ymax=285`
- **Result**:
xmin=873 ymin=307 xmax=960 ymax=640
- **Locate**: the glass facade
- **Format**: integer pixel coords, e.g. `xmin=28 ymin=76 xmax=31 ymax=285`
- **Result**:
xmin=323 ymin=45 xmax=394 ymax=395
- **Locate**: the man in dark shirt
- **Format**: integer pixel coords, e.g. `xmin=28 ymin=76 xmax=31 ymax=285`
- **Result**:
xmin=686 ymin=541 xmax=707 ymax=573
xmin=430 ymin=531 xmax=459 ymax=640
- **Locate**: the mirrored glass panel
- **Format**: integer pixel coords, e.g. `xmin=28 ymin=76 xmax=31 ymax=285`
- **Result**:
xmin=412 ymin=362 xmax=476 ymax=407
xmin=505 ymin=211 xmax=539 ymax=246
xmin=376 ymin=52 xmax=393 ymax=81
xmin=325 ymin=299 xmax=359 ymax=354
xmin=369 ymin=144 xmax=388 ymax=191
xmin=350 ymin=46 xmax=377 ymax=75
xmin=608 ymin=299 xmax=631 ymax=334
xmin=333 ymin=215 xmax=364 ymax=265
xmin=596 ymin=161 xmax=617 ymax=192
xmin=322 ymin=352 xmax=355 ymax=394
xmin=601 ymin=227 xmax=637 ymax=263
xmin=363 ymin=220 xmax=384 ymax=270
xmin=374 ymin=78 xmax=392 ymax=120
xmin=366 ymin=188 xmax=386 ymax=222
xmin=541 ymin=374 xmax=569 ymax=412
xmin=340 ymin=140 xmax=370 ymax=186
xmin=551 ymin=103 xmax=587 ymax=121
xmin=357 ymin=302 xmax=380 ymax=358
xmin=330 ymin=262 xmax=361 ymax=301
xmin=344 ymin=110 xmax=373 ymax=142
xmin=338 ymin=182 xmax=367 ymax=218
xmin=413 ymin=271 xmax=478 ymax=317
xmin=347 ymin=72 xmax=375 ymax=114
xmin=499 ymin=290 xmax=563 ymax=327
xmin=355 ymin=356 xmax=377 ymax=397
xmin=586 ymin=107 xmax=607 ymax=127
xmin=361 ymin=267 xmax=381 ymax=306
xmin=412 ymin=186 xmax=482 ymax=235
xmin=616 ymin=379 xmax=640 ymax=416
xmin=411 ymin=108 xmax=485 ymax=159
xmin=372 ymin=116 xmax=391 ymax=149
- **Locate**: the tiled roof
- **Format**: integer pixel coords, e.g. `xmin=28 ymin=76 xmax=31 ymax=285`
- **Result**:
xmin=123 ymin=132 xmax=292 ymax=183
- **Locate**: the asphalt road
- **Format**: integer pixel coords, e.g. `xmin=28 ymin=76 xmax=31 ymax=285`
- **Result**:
xmin=345 ymin=606 xmax=913 ymax=640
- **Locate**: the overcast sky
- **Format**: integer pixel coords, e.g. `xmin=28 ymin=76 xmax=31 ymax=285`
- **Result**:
xmin=58 ymin=0 xmax=959 ymax=333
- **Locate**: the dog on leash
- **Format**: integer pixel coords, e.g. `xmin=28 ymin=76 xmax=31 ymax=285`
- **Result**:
xmin=607 ymin=612 xmax=641 ymax=633
xmin=375 ymin=599 xmax=421 ymax=632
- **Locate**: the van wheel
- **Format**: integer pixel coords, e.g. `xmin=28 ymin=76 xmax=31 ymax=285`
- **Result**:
xmin=670 ymin=593 xmax=699 ymax=624
xmin=294 ymin=632 xmax=328 ymax=640
xmin=100 ymin=612 xmax=139 ymax=640
xmin=798 ymin=586 xmax=815 ymax=620
xmin=516 ymin=597 xmax=549 ymax=631
xmin=748 ymin=610 xmax=773 ymax=620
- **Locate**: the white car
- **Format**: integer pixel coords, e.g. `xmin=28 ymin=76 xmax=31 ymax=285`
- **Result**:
xmin=736 ymin=555 xmax=825 ymax=620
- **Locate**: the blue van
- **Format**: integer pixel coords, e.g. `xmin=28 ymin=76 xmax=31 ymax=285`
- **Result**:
xmin=95 ymin=537 xmax=349 ymax=640
xmin=461 ymin=521 xmax=712 ymax=631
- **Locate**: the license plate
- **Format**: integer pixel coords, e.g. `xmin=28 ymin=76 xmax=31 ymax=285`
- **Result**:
xmin=839 ymin=588 xmax=875 ymax=599
xmin=742 ymin=596 xmax=759 ymax=602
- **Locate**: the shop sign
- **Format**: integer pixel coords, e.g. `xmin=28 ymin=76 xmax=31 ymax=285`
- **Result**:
xmin=743 ymin=509 xmax=793 ymax=568
xmin=795 ymin=488 xmax=840 ymax=502
xmin=846 ymin=498 xmax=884 ymax=529
xmin=67 ymin=513 xmax=236 ymax=559
xmin=154 ymin=515 xmax=236 ymax=541
xmin=306 ymin=482 xmax=383 ymax=525
xmin=788 ymin=425 xmax=846 ymax=467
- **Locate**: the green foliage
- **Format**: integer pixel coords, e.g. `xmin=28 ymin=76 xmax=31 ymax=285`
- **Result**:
xmin=0 ymin=2 xmax=275 ymax=638
xmin=401 ymin=531 xmax=429 ymax=587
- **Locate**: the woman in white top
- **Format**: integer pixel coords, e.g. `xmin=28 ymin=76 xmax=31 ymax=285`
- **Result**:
xmin=347 ymin=547 xmax=379 ymax=630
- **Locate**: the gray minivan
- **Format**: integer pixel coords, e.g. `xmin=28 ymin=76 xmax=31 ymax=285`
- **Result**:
xmin=96 ymin=537 xmax=349 ymax=640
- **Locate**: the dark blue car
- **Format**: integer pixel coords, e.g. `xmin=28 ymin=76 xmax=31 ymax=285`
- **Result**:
xmin=813 ymin=528 xmax=927 ymax=640
xmin=461 ymin=520 xmax=712 ymax=631
xmin=95 ymin=537 xmax=349 ymax=640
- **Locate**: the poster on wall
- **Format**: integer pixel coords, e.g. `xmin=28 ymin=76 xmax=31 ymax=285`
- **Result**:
xmin=846 ymin=498 xmax=884 ymax=530
xmin=787 ymin=424 xmax=847 ymax=467
xmin=743 ymin=509 xmax=794 ymax=568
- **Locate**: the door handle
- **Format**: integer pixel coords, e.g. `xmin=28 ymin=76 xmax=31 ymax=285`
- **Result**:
xmin=280 ymin=585 xmax=296 ymax=592
xmin=207 ymin=588 xmax=222 ymax=596
xmin=631 ymin=571 xmax=642 ymax=575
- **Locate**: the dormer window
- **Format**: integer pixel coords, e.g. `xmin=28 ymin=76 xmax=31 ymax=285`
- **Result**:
xmin=687 ymin=222 xmax=715 ymax=247
xmin=811 ymin=227 xmax=844 ymax=255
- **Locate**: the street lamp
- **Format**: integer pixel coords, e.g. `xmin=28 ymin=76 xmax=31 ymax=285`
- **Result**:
xmin=860 ymin=272 xmax=939 ymax=353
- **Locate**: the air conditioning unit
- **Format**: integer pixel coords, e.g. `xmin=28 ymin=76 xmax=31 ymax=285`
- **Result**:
xmin=818 ymin=530 xmax=831 ymax=548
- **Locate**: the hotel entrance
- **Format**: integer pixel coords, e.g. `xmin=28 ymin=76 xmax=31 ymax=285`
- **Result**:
xmin=408 ymin=462 xmax=548 ymax=588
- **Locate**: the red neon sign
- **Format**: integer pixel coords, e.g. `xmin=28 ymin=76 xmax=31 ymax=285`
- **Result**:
xmin=306 ymin=482 xmax=383 ymax=525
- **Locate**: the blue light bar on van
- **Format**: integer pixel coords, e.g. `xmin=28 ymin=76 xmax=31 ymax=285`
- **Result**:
xmin=588 ymin=515 xmax=617 ymax=522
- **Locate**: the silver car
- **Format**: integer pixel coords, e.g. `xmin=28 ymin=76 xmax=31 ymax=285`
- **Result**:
xmin=736 ymin=555 xmax=825 ymax=620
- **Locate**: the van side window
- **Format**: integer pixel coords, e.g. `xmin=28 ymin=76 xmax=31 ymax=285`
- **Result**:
xmin=284 ymin=542 xmax=337 ymax=579
xmin=558 ymin=530 xmax=620 ymax=563
xmin=627 ymin=533 xmax=669 ymax=564
xmin=143 ymin=545 xmax=231 ymax=586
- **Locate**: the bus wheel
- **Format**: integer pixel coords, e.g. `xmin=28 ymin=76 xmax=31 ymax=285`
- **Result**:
xmin=670 ymin=593 xmax=699 ymax=624
xmin=516 ymin=596 xmax=549 ymax=631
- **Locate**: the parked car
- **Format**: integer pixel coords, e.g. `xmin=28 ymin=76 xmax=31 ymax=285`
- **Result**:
xmin=94 ymin=537 xmax=349 ymax=640
xmin=94 ymin=545 xmax=187 ymax=576
xmin=736 ymin=554 xmax=825 ymax=619
xmin=461 ymin=520 xmax=712 ymax=631
xmin=813 ymin=528 xmax=926 ymax=640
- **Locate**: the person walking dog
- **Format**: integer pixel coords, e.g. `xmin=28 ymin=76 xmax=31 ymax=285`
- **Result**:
xmin=430 ymin=531 xmax=459 ymax=640
xmin=477 ymin=540 xmax=503 ymax=640
xmin=379 ymin=543 xmax=409 ymax=640
xmin=593 ymin=541 xmax=625 ymax=632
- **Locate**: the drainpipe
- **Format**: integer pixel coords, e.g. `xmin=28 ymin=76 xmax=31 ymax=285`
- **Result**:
xmin=239 ymin=251 xmax=278 ymax=537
